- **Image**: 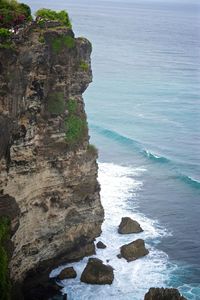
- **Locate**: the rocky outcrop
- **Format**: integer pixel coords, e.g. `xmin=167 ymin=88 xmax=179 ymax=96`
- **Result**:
xmin=0 ymin=20 xmax=104 ymax=296
xmin=58 ymin=267 xmax=77 ymax=280
xmin=80 ymin=258 xmax=114 ymax=284
xmin=144 ymin=288 xmax=187 ymax=300
xmin=96 ymin=241 xmax=106 ymax=249
xmin=118 ymin=217 xmax=143 ymax=234
xmin=120 ymin=239 xmax=149 ymax=262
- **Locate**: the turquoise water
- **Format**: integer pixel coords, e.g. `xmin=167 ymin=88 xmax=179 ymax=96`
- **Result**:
xmin=27 ymin=0 xmax=200 ymax=299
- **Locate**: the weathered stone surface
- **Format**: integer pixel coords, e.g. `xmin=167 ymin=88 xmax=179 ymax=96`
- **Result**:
xmin=80 ymin=258 xmax=114 ymax=285
xmin=58 ymin=267 xmax=77 ymax=280
xmin=144 ymin=288 xmax=187 ymax=300
xmin=96 ymin=241 xmax=107 ymax=249
xmin=118 ymin=217 xmax=143 ymax=234
xmin=120 ymin=239 xmax=149 ymax=262
xmin=0 ymin=21 xmax=104 ymax=291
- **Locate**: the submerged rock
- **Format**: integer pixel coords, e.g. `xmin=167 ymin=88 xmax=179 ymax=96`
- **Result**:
xmin=96 ymin=241 xmax=107 ymax=249
xmin=80 ymin=258 xmax=114 ymax=284
xmin=118 ymin=217 xmax=143 ymax=234
xmin=58 ymin=267 xmax=77 ymax=280
xmin=144 ymin=288 xmax=187 ymax=300
xmin=120 ymin=239 xmax=149 ymax=262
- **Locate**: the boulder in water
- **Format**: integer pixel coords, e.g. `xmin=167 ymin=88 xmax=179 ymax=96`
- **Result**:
xmin=80 ymin=258 xmax=114 ymax=284
xmin=58 ymin=267 xmax=77 ymax=280
xmin=118 ymin=217 xmax=143 ymax=234
xmin=120 ymin=239 xmax=149 ymax=262
xmin=144 ymin=288 xmax=187 ymax=300
xmin=96 ymin=241 xmax=107 ymax=249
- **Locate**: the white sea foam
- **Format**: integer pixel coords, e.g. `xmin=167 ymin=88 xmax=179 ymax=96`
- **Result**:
xmin=50 ymin=163 xmax=176 ymax=299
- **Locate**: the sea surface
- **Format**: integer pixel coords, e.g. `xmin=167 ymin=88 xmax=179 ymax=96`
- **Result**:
xmin=26 ymin=0 xmax=200 ymax=299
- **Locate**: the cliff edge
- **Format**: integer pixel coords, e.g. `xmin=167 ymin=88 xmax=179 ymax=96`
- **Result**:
xmin=0 ymin=19 xmax=104 ymax=298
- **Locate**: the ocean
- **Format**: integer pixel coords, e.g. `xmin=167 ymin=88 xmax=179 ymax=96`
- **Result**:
xmin=25 ymin=0 xmax=200 ymax=299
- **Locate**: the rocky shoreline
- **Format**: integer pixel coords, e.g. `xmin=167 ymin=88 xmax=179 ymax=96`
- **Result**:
xmin=46 ymin=216 xmax=186 ymax=300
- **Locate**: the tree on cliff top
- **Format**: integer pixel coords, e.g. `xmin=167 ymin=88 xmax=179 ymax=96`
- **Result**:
xmin=0 ymin=0 xmax=32 ymax=30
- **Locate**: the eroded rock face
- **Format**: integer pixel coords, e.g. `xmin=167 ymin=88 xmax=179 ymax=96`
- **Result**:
xmin=0 ymin=22 xmax=104 ymax=288
xmin=144 ymin=288 xmax=187 ymax=300
xmin=120 ymin=239 xmax=149 ymax=262
xmin=118 ymin=217 xmax=143 ymax=234
xmin=80 ymin=258 xmax=114 ymax=285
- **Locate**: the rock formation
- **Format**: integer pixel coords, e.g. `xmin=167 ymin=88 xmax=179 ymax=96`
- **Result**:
xmin=144 ymin=288 xmax=187 ymax=300
xmin=120 ymin=239 xmax=149 ymax=262
xmin=118 ymin=217 xmax=143 ymax=234
xmin=0 ymin=19 xmax=104 ymax=298
xmin=96 ymin=241 xmax=107 ymax=249
xmin=58 ymin=267 xmax=77 ymax=280
xmin=80 ymin=258 xmax=114 ymax=284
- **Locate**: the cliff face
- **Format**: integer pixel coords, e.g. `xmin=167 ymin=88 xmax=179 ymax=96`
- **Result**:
xmin=0 ymin=22 xmax=104 ymax=287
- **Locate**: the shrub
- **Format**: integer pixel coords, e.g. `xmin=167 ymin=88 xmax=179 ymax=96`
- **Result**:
xmin=0 ymin=217 xmax=11 ymax=300
xmin=65 ymin=115 xmax=87 ymax=145
xmin=0 ymin=0 xmax=32 ymax=29
xmin=35 ymin=8 xmax=71 ymax=28
xmin=65 ymin=98 xmax=87 ymax=146
xmin=79 ymin=60 xmax=89 ymax=72
xmin=47 ymin=92 xmax=65 ymax=114
xmin=51 ymin=35 xmax=75 ymax=54
xmin=0 ymin=28 xmax=11 ymax=40
xmin=0 ymin=28 xmax=12 ymax=48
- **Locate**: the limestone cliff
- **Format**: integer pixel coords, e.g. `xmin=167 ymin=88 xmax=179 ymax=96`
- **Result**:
xmin=0 ymin=21 xmax=104 ymax=295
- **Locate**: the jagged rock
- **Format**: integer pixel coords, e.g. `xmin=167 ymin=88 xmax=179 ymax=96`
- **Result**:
xmin=120 ymin=239 xmax=149 ymax=262
xmin=96 ymin=241 xmax=107 ymax=249
xmin=80 ymin=258 xmax=114 ymax=284
xmin=144 ymin=288 xmax=187 ymax=300
xmin=58 ymin=267 xmax=77 ymax=280
xmin=118 ymin=217 xmax=143 ymax=234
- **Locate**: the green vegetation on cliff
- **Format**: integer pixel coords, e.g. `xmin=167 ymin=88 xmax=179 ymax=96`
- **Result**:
xmin=0 ymin=28 xmax=11 ymax=48
xmin=65 ymin=99 xmax=87 ymax=146
xmin=0 ymin=217 xmax=11 ymax=300
xmin=79 ymin=60 xmax=89 ymax=72
xmin=0 ymin=0 xmax=32 ymax=48
xmin=0 ymin=0 xmax=32 ymax=29
xmin=47 ymin=92 xmax=65 ymax=114
xmin=35 ymin=8 xmax=71 ymax=28
xmin=51 ymin=35 xmax=75 ymax=53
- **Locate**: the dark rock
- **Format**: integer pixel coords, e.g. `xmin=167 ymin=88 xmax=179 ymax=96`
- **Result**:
xmin=120 ymin=239 xmax=149 ymax=262
xmin=58 ymin=267 xmax=77 ymax=280
xmin=80 ymin=258 xmax=114 ymax=285
xmin=117 ymin=254 xmax=122 ymax=259
xmin=118 ymin=217 xmax=143 ymax=234
xmin=21 ymin=281 xmax=63 ymax=300
xmin=96 ymin=241 xmax=106 ymax=249
xmin=144 ymin=288 xmax=187 ymax=300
